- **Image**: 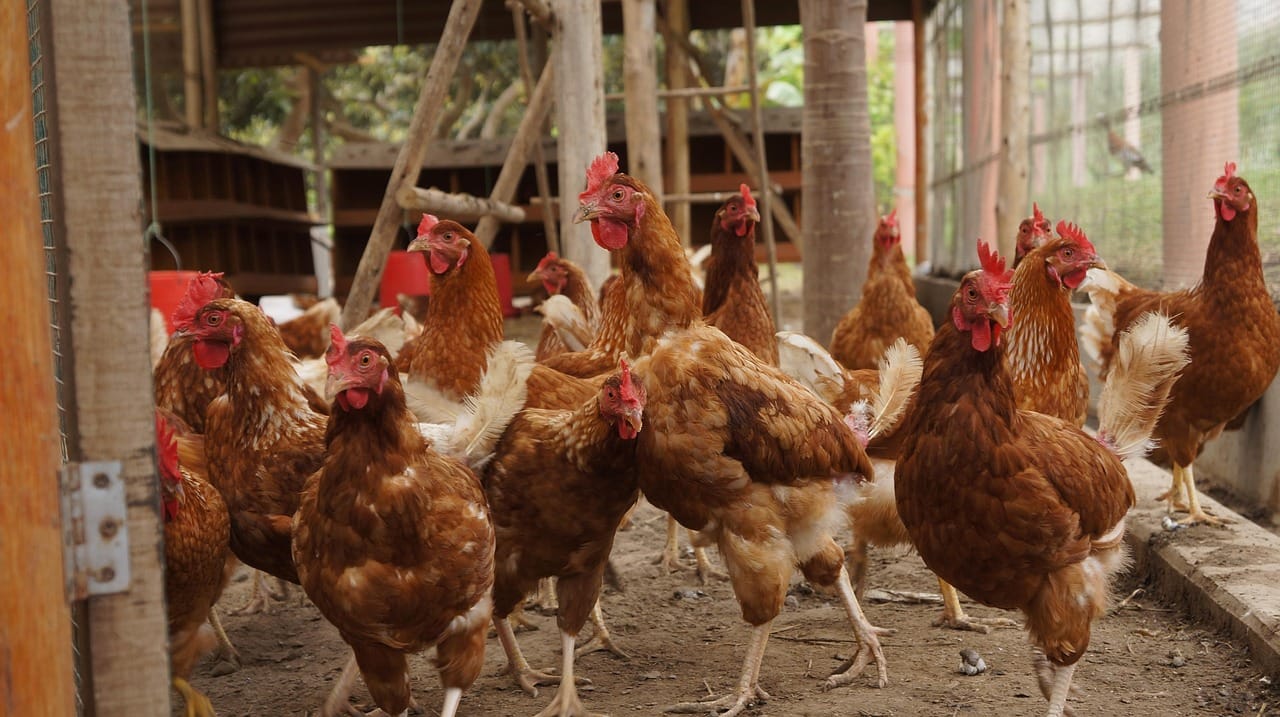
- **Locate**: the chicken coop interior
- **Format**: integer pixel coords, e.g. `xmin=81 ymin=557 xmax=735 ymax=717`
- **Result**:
xmin=7 ymin=0 xmax=1280 ymax=715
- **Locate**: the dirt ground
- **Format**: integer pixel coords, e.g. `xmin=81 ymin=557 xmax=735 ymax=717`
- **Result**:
xmin=185 ymin=310 xmax=1278 ymax=717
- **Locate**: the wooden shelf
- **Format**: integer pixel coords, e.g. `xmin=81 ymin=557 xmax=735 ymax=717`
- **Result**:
xmin=155 ymin=199 xmax=318 ymax=225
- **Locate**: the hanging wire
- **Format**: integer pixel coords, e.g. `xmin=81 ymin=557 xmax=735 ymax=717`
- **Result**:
xmin=138 ymin=0 xmax=177 ymax=269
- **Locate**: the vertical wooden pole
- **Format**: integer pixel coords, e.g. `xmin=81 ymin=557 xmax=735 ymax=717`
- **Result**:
xmin=893 ymin=20 xmax=917 ymax=260
xmin=740 ymin=0 xmax=780 ymax=320
xmin=1122 ymin=45 xmax=1142 ymax=181
xmin=1070 ymin=72 xmax=1086 ymax=188
xmin=197 ymin=0 xmax=217 ymax=130
xmin=44 ymin=0 xmax=171 ymax=711
xmin=0 ymin=2 xmax=76 ymax=711
xmin=511 ymin=6 xmax=559 ymax=253
xmin=912 ymin=0 xmax=928 ymax=267
xmin=961 ymin=0 xmax=999 ymax=259
xmin=1160 ymin=0 xmax=1238 ymax=288
xmin=622 ymin=0 xmax=664 ymax=199
xmin=663 ymin=0 xmax=692 ymax=247
xmin=552 ymin=0 xmax=610 ymax=289
xmin=180 ymin=0 xmax=202 ymax=128
xmin=340 ymin=0 xmax=483 ymax=329
xmin=308 ymin=66 xmax=334 ymax=297
xmin=799 ymin=0 xmax=875 ymax=342
xmin=1031 ymin=93 xmax=1046 ymax=194
xmin=996 ymin=0 xmax=1029 ymax=260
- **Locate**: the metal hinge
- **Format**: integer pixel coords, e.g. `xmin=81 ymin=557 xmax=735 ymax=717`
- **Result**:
xmin=61 ymin=461 xmax=131 ymax=601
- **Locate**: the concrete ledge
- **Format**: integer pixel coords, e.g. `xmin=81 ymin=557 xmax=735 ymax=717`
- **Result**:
xmin=1125 ymin=457 xmax=1280 ymax=677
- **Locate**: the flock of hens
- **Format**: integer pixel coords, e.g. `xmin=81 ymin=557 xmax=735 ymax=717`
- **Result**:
xmin=151 ymin=153 xmax=1279 ymax=717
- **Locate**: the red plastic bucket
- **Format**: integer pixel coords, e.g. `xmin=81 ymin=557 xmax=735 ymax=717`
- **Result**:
xmin=149 ymin=270 xmax=201 ymax=332
xmin=380 ymin=251 xmax=432 ymax=309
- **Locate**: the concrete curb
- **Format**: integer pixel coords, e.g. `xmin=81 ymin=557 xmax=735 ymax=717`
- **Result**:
xmin=1124 ymin=457 xmax=1280 ymax=677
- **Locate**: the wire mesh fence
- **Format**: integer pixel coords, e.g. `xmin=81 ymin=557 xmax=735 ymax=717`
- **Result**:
xmin=926 ymin=0 xmax=1280 ymax=300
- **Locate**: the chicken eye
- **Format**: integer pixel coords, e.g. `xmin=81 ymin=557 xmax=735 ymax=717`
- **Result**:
xmin=444 ymin=232 xmax=454 ymax=241
xmin=1063 ymin=248 xmax=1074 ymax=258
xmin=206 ymin=313 xmax=221 ymax=326
xmin=966 ymin=287 xmax=978 ymax=301
xmin=612 ymin=189 xmax=624 ymax=201
xmin=359 ymin=353 xmax=372 ymax=368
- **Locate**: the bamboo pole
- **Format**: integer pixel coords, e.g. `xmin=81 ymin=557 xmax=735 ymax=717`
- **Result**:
xmin=44 ymin=0 xmax=171 ymax=710
xmin=473 ymin=62 xmax=558 ymax=247
xmin=740 ymin=0 xmax=781 ymax=321
xmin=622 ymin=0 xmax=664 ymax=199
xmin=551 ymin=0 xmax=610 ymax=290
xmin=180 ymin=0 xmax=202 ymax=127
xmin=510 ymin=2 xmax=559 ymax=253
xmin=0 ymin=1 xmax=76 ymax=711
xmin=996 ymin=0 xmax=1029 ymax=260
xmin=396 ymin=186 xmax=527 ymax=223
xmin=341 ymin=0 xmax=484 ymax=329
xmin=661 ymin=0 xmax=692 ymax=247
xmin=799 ymin=0 xmax=875 ymax=342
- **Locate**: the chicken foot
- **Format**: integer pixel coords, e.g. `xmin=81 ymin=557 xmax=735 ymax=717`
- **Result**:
xmin=825 ymin=565 xmax=890 ymax=689
xmin=534 ymin=631 xmax=606 ymax=717
xmin=231 ymin=570 xmax=289 ymax=615
xmin=1033 ymin=650 xmax=1080 ymax=717
xmin=172 ymin=676 xmax=216 ymax=717
xmin=665 ymin=622 xmax=772 ymax=717
xmin=1155 ymin=464 xmax=1191 ymax=513
xmin=1169 ymin=463 xmax=1227 ymax=526
xmin=494 ymin=617 xmax=589 ymax=698
xmin=574 ymin=600 xmax=630 ymax=660
xmin=655 ymin=516 xmax=726 ymax=583
xmin=933 ymin=579 xmax=1020 ymax=633
xmin=206 ymin=607 xmax=242 ymax=674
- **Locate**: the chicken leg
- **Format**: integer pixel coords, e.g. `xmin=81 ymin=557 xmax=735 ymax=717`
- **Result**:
xmin=232 ymin=570 xmax=288 ymax=615
xmin=1156 ymin=463 xmax=1191 ymax=512
xmin=1034 ymin=650 xmax=1079 ymax=717
xmin=206 ymin=607 xmax=241 ymax=674
xmin=574 ymin=600 xmax=629 ymax=659
xmin=934 ymin=579 xmax=1020 ymax=633
xmin=824 ymin=565 xmax=891 ymax=689
xmin=494 ymin=617 xmax=588 ymax=698
xmin=535 ymin=630 xmax=605 ymax=717
xmin=665 ymin=622 xmax=772 ymax=717
xmin=1173 ymin=463 xmax=1226 ymax=526
xmin=655 ymin=514 xmax=683 ymax=571
xmin=172 ymin=676 xmax=216 ymax=717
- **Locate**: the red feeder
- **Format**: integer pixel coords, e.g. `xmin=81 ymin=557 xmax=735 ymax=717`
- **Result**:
xmin=148 ymin=270 xmax=201 ymax=332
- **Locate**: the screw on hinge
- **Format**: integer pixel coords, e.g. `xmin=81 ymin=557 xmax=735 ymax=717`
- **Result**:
xmin=93 ymin=472 xmax=110 ymax=489
xmin=98 ymin=518 xmax=119 ymax=540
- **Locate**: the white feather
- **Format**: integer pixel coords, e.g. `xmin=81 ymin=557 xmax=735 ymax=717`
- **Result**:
xmin=776 ymin=330 xmax=846 ymax=401
xmin=535 ymin=294 xmax=595 ymax=352
xmin=868 ymin=339 xmax=923 ymax=440
xmin=1096 ymin=311 xmax=1190 ymax=461
xmin=418 ymin=341 xmax=534 ymax=469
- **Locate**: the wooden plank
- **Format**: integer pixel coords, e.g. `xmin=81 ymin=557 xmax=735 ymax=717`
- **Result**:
xmin=511 ymin=4 xmax=559 ymax=252
xmin=0 ymin=1 xmax=77 ymax=711
xmin=621 ymin=0 xmax=664 ymax=198
xmin=226 ymin=272 xmax=320 ymax=297
xmin=197 ymin=0 xmax=217 ymax=129
xmin=340 ymin=0 xmax=484 ymax=329
xmin=551 ymin=0 xmax=610 ymax=290
xmin=912 ymin=0 xmax=928 ymax=265
xmin=473 ymin=62 xmax=557 ymax=247
xmin=995 ymin=0 xmax=1030 ymax=261
xmin=155 ymin=198 xmax=319 ymax=224
xmin=45 ymin=0 xmax=172 ymax=712
xmin=661 ymin=0 xmax=691 ymax=246
xmin=180 ymin=0 xmax=202 ymax=127
xmin=741 ymin=0 xmax=781 ymax=321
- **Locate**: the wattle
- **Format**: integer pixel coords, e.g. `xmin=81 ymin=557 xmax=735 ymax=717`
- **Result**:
xmin=337 ymin=388 xmax=371 ymax=411
xmin=428 ymin=250 xmax=453 ymax=275
xmin=591 ymin=219 xmax=630 ymax=250
xmin=969 ymin=319 xmax=992 ymax=352
xmin=1219 ymin=203 xmax=1237 ymax=222
xmin=193 ymin=339 xmax=230 ymax=369
xmin=618 ymin=422 xmax=638 ymax=440
xmin=1062 ymin=269 xmax=1087 ymax=290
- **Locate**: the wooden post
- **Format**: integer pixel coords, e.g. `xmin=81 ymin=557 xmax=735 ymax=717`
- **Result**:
xmin=622 ymin=0 xmax=664 ymax=201
xmin=662 ymin=0 xmax=692 ymax=246
xmin=197 ymin=0 xmax=217 ymax=130
xmin=799 ymin=0 xmax=875 ymax=342
xmin=44 ymin=0 xmax=171 ymax=711
xmin=995 ymin=0 xmax=1029 ymax=260
xmin=1122 ymin=45 xmax=1142 ymax=181
xmin=473 ymin=63 xmax=557 ymax=247
xmin=740 ymin=0 xmax=781 ymax=321
xmin=912 ymin=0 xmax=928 ymax=267
xmin=1160 ymin=0 xmax=1239 ymax=288
xmin=340 ymin=0 xmax=483 ymax=329
xmin=511 ymin=4 xmax=559 ymax=253
xmin=0 ymin=2 xmax=76 ymax=711
xmin=961 ymin=0 xmax=999 ymax=261
xmin=893 ymin=20 xmax=917 ymax=261
xmin=552 ymin=0 xmax=610 ymax=289
xmin=180 ymin=0 xmax=202 ymax=127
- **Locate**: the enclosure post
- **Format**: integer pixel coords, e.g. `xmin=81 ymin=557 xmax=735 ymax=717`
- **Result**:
xmin=0 ymin=2 xmax=76 ymax=711
xmin=912 ymin=0 xmax=928 ymax=267
xmin=197 ymin=0 xmax=217 ymax=130
xmin=961 ymin=0 xmax=999 ymax=257
xmin=552 ymin=0 xmax=610 ymax=289
xmin=511 ymin=5 xmax=560 ymax=253
xmin=799 ymin=0 xmax=875 ymax=343
xmin=1123 ymin=45 xmax=1142 ymax=181
xmin=622 ymin=0 xmax=664 ymax=201
xmin=44 ymin=0 xmax=172 ymax=711
xmin=1160 ymin=0 xmax=1238 ymax=288
xmin=180 ymin=0 xmax=202 ymax=128
xmin=995 ymin=0 xmax=1029 ymax=260
xmin=741 ymin=0 xmax=781 ymax=321
xmin=340 ymin=0 xmax=483 ymax=329
xmin=894 ymin=20 xmax=917 ymax=260
xmin=662 ymin=0 xmax=692 ymax=247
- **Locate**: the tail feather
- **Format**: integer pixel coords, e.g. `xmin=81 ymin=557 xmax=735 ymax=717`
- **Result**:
xmin=868 ymin=339 xmax=923 ymax=440
xmin=535 ymin=294 xmax=595 ymax=352
xmin=776 ymin=330 xmax=846 ymax=403
xmin=349 ymin=307 xmax=416 ymax=359
xmin=1079 ymin=267 xmax=1138 ymax=369
xmin=425 ymin=341 xmax=534 ymax=469
xmin=1096 ymin=312 xmax=1190 ymax=461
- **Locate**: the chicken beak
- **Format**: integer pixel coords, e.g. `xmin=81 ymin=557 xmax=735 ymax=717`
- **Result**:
xmin=406 ymin=235 xmax=432 ymax=253
xmin=1207 ymin=189 xmax=1229 ymax=201
xmin=1088 ymin=254 xmax=1107 ymax=270
xmin=746 ymin=206 xmax=762 ymax=223
xmin=573 ymin=202 xmax=599 ymax=224
xmin=988 ymin=302 xmax=1011 ymax=329
xmin=527 ymin=269 xmax=543 ymax=283
xmin=325 ymin=372 xmax=357 ymax=403
xmin=620 ymin=405 xmax=644 ymax=438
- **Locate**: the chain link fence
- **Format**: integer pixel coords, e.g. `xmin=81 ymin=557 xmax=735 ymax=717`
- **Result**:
xmin=926 ymin=0 xmax=1280 ymax=300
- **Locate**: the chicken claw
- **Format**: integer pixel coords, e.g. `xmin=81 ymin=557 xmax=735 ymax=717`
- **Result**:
xmin=231 ymin=571 xmax=287 ymax=616
xmin=665 ymin=686 xmax=770 ymax=717
xmin=1177 ymin=509 xmax=1228 ymax=527
xmin=935 ymin=579 xmax=1020 ymax=633
xmin=574 ymin=602 xmax=629 ymax=660
xmin=172 ymin=676 xmax=216 ymax=717
xmin=654 ymin=515 xmax=684 ymax=572
xmin=694 ymin=547 xmax=728 ymax=584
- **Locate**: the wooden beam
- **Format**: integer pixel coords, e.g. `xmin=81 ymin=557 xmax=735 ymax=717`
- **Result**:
xmin=661 ymin=0 xmax=692 ymax=247
xmin=180 ymin=0 xmax=202 ymax=127
xmin=512 ymin=0 xmax=554 ymax=29
xmin=197 ymin=0 xmax=217 ymax=130
xmin=511 ymin=4 xmax=559 ymax=252
xmin=44 ymin=0 xmax=171 ymax=711
xmin=912 ymin=0 xmax=928 ymax=266
xmin=473 ymin=62 xmax=557 ymax=247
xmin=622 ymin=0 xmax=664 ymax=198
xmin=552 ymin=0 xmax=610 ymax=290
xmin=799 ymin=0 xmax=875 ymax=342
xmin=605 ymin=85 xmax=751 ymax=102
xmin=340 ymin=0 xmax=483 ymax=329
xmin=995 ymin=0 xmax=1029 ymax=261
xmin=1 ymin=1 xmax=76 ymax=711
xmin=396 ymin=186 xmax=527 ymax=223
xmin=740 ymin=0 xmax=781 ymax=321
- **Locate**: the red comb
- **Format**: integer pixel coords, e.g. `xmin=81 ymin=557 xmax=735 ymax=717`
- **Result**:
xmin=581 ymin=152 xmax=620 ymax=200
xmin=1033 ymin=202 xmax=1045 ymax=224
xmin=417 ymin=214 xmax=439 ymax=236
xmin=1214 ymin=161 xmax=1238 ymax=193
xmin=172 ymin=271 xmax=226 ymax=331
xmin=884 ymin=209 xmax=898 ymax=228
xmin=739 ymin=184 xmax=756 ymax=209
xmin=618 ymin=358 xmax=642 ymax=404
xmin=1055 ymin=220 xmax=1096 ymax=255
xmin=977 ymin=239 xmax=1012 ymax=282
xmin=535 ymin=252 xmax=559 ymax=271
xmin=326 ymin=323 xmax=348 ymax=366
